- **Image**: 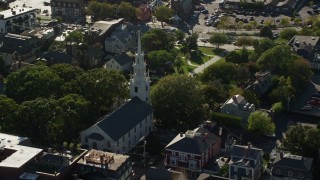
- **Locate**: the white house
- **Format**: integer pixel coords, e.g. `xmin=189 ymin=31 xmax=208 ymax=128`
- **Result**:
xmin=105 ymin=23 xmax=137 ymax=54
xmin=81 ymin=30 xmax=153 ymax=154
xmin=104 ymin=52 xmax=133 ymax=72
xmin=220 ymin=95 xmax=255 ymax=123
xmin=0 ymin=7 xmax=37 ymax=34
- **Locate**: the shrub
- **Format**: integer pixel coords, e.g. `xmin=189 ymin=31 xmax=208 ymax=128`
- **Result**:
xmin=211 ymin=112 xmax=242 ymax=128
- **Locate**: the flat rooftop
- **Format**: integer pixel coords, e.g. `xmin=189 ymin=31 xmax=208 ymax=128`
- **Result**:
xmin=0 ymin=133 xmax=29 ymax=145
xmin=0 ymin=7 xmax=37 ymax=19
xmin=77 ymin=149 xmax=129 ymax=171
xmin=0 ymin=133 xmax=43 ymax=168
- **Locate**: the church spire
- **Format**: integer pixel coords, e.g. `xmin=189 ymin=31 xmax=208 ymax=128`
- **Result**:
xmin=130 ymin=28 xmax=150 ymax=103
xmin=137 ymin=29 xmax=142 ymax=57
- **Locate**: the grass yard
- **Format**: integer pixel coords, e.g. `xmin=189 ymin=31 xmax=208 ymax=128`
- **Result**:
xmin=274 ymin=38 xmax=288 ymax=45
xmin=199 ymin=47 xmax=216 ymax=56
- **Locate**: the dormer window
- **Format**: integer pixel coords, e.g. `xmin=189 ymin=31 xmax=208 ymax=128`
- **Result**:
xmin=298 ymin=173 xmax=304 ymax=179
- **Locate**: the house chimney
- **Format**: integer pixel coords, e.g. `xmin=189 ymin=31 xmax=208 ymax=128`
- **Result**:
xmin=247 ymin=142 xmax=251 ymax=149
xmin=232 ymin=95 xmax=238 ymax=103
xmin=180 ymin=132 xmax=183 ymax=137
xmin=204 ymin=133 xmax=208 ymax=139
xmin=280 ymin=152 xmax=284 ymax=159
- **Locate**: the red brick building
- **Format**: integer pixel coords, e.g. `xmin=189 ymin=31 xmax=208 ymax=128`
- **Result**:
xmin=164 ymin=127 xmax=221 ymax=178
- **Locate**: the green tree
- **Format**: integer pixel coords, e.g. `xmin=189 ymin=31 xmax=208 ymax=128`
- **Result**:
xmin=0 ymin=95 xmax=19 ymax=133
xmin=201 ymin=61 xmax=237 ymax=84
xmin=50 ymin=64 xmax=84 ymax=83
xmin=6 ymin=65 xmax=63 ymax=103
xmin=280 ymin=17 xmax=291 ymax=27
xmin=225 ymin=51 xmax=241 ymax=64
xmin=16 ymin=97 xmax=63 ymax=145
xmin=57 ymin=94 xmax=91 ymax=141
xmin=248 ymin=111 xmax=275 ymax=135
xmin=270 ymin=76 xmax=295 ymax=103
xmin=0 ymin=56 xmax=5 ymax=75
xmin=287 ymin=58 xmax=313 ymax=91
xmin=175 ymin=29 xmax=185 ymax=43
xmin=260 ymin=26 xmax=273 ymax=39
xmin=217 ymin=16 xmax=231 ymax=33
xmin=279 ymin=28 xmax=298 ymax=40
xmin=271 ymin=102 xmax=283 ymax=114
xmin=183 ymin=33 xmax=198 ymax=53
xmin=65 ymin=30 xmax=84 ymax=44
xmin=283 ymin=124 xmax=320 ymax=161
xmin=239 ymin=46 xmax=249 ymax=63
xmin=243 ymin=90 xmax=260 ymax=107
xmin=142 ymin=29 xmax=175 ymax=52
xmin=63 ymin=69 xmax=128 ymax=117
xmin=118 ymin=2 xmax=137 ymax=21
xmin=257 ymin=45 xmax=294 ymax=72
xmin=201 ymin=80 xmax=229 ymax=109
xmin=151 ymin=75 xmax=205 ymax=131
xmin=154 ymin=6 xmax=174 ymax=27
xmin=253 ymin=38 xmax=275 ymax=56
xmin=146 ymin=50 xmax=174 ymax=70
xmin=209 ymin=33 xmax=228 ymax=49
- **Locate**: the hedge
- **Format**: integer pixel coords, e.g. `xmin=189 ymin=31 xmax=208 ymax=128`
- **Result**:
xmin=210 ymin=112 xmax=243 ymax=128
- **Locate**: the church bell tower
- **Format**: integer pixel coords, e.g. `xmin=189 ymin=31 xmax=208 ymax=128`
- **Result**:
xmin=130 ymin=30 xmax=150 ymax=103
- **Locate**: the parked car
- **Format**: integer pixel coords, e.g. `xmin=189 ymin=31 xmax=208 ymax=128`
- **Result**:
xmin=201 ymin=10 xmax=209 ymax=14
xmin=309 ymin=100 xmax=320 ymax=106
xmin=300 ymin=105 xmax=313 ymax=111
xmin=313 ymin=93 xmax=320 ymax=98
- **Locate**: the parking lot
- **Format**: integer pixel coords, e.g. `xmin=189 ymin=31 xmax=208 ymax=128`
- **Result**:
xmin=190 ymin=1 xmax=318 ymax=34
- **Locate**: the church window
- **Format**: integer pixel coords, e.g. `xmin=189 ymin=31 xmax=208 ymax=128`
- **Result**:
xmin=146 ymin=97 xmax=148 ymax=101
xmin=135 ymin=86 xmax=138 ymax=92
xmin=146 ymin=85 xmax=148 ymax=91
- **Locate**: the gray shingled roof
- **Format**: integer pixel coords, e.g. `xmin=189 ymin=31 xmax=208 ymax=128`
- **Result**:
xmin=112 ymin=52 xmax=133 ymax=65
xmin=97 ymin=97 xmax=153 ymax=141
xmin=273 ymin=153 xmax=313 ymax=171
xmin=165 ymin=127 xmax=220 ymax=155
xmin=231 ymin=145 xmax=262 ymax=160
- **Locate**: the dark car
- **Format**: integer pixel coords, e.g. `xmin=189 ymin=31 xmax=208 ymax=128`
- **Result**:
xmin=202 ymin=10 xmax=209 ymax=14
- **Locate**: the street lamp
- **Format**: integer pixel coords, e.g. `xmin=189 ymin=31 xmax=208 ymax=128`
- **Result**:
xmin=139 ymin=136 xmax=147 ymax=168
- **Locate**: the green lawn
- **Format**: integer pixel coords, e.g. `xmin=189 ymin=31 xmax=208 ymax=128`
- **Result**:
xmin=199 ymin=47 xmax=216 ymax=56
xmin=274 ymin=38 xmax=288 ymax=45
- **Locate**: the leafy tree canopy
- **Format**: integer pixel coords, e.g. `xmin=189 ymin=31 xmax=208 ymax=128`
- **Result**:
xmin=201 ymin=61 xmax=237 ymax=84
xmin=141 ymin=29 xmax=175 ymax=52
xmin=6 ymin=65 xmax=63 ymax=103
xmin=248 ymin=111 xmax=275 ymax=135
xmin=154 ymin=6 xmax=174 ymax=27
xmin=209 ymin=33 xmax=229 ymax=49
xmin=283 ymin=124 xmax=320 ymax=161
xmin=146 ymin=50 xmax=174 ymax=70
xmin=151 ymin=75 xmax=205 ymax=131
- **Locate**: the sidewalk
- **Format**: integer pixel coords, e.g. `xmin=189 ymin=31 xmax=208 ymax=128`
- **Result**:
xmin=190 ymin=50 xmax=226 ymax=75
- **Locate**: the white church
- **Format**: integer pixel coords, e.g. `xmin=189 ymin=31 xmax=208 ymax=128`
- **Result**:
xmin=80 ymin=31 xmax=153 ymax=154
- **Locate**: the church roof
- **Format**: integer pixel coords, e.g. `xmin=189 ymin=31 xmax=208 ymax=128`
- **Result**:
xmin=97 ymin=96 xmax=153 ymax=141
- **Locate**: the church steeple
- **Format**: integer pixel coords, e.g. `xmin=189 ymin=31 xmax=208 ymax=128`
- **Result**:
xmin=130 ymin=29 xmax=150 ymax=103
